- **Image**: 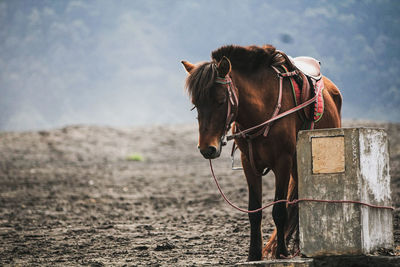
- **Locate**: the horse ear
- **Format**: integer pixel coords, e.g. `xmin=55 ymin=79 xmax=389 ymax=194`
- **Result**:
xmin=181 ymin=60 xmax=195 ymax=73
xmin=217 ymin=56 xmax=231 ymax=77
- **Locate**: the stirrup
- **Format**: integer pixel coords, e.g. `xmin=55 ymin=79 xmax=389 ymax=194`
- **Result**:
xmin=231 ymin=143 xmax=243 ymax=171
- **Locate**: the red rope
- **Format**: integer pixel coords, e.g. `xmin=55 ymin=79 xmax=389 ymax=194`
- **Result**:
xmin=278 ymin=249 xmax=301 ymax=259
xmin=209 ymin=160 xmax=394 ymax=213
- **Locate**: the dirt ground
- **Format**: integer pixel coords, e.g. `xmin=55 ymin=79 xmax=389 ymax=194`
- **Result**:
xmin=0 ymin=121 xmax=399 ymax=266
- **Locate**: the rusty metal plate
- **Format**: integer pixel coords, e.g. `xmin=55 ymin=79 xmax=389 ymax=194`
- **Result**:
xmin=312 ymin=136 xmax=345 ymax=174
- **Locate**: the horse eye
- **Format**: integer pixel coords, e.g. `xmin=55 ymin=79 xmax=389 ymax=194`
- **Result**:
xmin=190 ymin=106 xmax=196 ymax=111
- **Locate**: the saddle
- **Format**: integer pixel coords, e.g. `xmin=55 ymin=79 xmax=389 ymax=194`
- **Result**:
xmin=291 ymin=56 xmax=321 ymax=80
xmin=279 ymin=52 xmax=324 ymax=124
xmin=289 ymin=56 xmax=322 ymax=110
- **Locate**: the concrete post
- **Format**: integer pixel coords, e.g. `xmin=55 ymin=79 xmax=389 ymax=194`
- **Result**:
xmin=296 ymin=128 xmax=393 ymax=257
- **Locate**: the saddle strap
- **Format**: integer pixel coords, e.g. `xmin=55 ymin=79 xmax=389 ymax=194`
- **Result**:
xmin=263 ymin=73 xmax=283 ymax=137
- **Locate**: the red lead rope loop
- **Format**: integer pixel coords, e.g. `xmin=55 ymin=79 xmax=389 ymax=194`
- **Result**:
xmin=209 ymin=160 xmax=394 ymax=213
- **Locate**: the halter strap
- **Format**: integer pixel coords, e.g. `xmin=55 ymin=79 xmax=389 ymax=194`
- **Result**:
xmin=216 ymin=76 xmax=239 ymax=135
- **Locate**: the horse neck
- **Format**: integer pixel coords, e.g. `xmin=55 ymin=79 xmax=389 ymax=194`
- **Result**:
xmin=232 ymin=68 xmax=279 ymax=129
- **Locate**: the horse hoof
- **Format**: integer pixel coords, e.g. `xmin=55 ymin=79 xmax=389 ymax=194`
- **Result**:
xmin=247 ymin=251 xmax=262 ymax=262
xmin=275 ymin=247 xmax=288 ymax=259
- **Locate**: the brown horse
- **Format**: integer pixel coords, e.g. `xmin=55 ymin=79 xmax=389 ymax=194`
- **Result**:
xmin=182 ymin=44 xmax=342 ymax=260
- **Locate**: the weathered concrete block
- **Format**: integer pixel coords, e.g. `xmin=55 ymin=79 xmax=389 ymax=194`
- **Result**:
xmin=296 ymin=128 xmax=393 ymax=257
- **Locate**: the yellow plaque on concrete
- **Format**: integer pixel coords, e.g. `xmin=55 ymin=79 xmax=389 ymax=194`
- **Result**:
xmin=311 ymin=136 xmax=345 ymax=174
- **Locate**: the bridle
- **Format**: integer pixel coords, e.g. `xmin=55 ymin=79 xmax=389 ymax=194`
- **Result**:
xmin=215 ymin=75 xmax=239 ymax=144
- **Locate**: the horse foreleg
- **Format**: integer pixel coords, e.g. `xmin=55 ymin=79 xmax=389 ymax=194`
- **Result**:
xmin=241 ymin=153 xmax=263 ymax=261
xmin=263 ymin=157 xmax=299 ymax=259
xmin=263 ymin=175 xmax=297 ymax=259
xmin=272 ymin=156 xmax=292 ymax=259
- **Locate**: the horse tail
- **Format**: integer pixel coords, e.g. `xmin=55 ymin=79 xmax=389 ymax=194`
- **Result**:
xmin=284 ymin=174 xmax=299 ymax=253
xmin=262 ymin=226 xmax=277 ymax=258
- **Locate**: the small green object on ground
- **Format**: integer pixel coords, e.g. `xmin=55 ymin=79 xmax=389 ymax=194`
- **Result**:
xmin=126 ymin=153 xmax=144 ymax=161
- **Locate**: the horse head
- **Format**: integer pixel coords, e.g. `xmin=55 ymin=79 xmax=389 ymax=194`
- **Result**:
xmin=182 ymin=57 xmax=237 ymax=159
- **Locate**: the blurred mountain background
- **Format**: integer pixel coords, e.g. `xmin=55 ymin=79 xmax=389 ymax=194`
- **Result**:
xmin=0 ymin=0 xmax=399 ymax=131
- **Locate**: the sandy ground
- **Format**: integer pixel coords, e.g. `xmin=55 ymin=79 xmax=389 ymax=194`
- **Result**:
xmin=0 ymin=121 xmax=399 ymax=266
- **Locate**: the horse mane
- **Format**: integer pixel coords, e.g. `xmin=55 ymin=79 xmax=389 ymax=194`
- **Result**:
xmin=211 ymin=44 xmax=285 ymax=73
xmin=185 ymin=44 xmax=286 ymax=104
xmin=185 ymin=62 xmax=218 ymax=104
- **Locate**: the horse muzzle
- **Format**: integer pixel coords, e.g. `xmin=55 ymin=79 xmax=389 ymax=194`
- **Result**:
xmin=198 ymin=144 xmax=222 ymax=159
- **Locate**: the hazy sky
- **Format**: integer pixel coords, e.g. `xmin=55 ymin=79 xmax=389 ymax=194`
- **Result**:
xmin=1 ymin=0 xmax=399 ymax=131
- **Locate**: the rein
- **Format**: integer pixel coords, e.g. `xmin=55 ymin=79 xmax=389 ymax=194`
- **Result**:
xmin=210 ymin=64 xmax=394 ymax=214
xmin=210 ymin=159 xmax=394 ymax=213
xmin=225 ymin=66 xmax=314 ymax=142
xmin=217 ymin=65 xmax=313 ymax=176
